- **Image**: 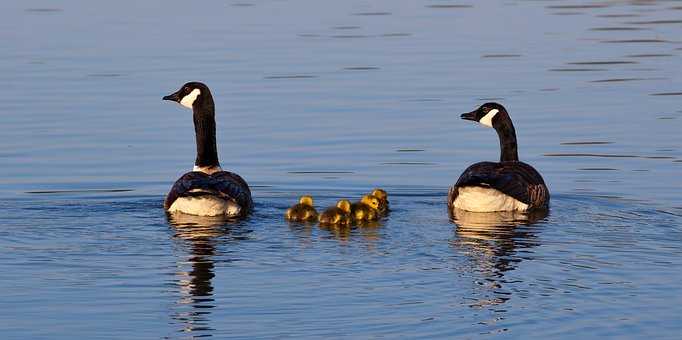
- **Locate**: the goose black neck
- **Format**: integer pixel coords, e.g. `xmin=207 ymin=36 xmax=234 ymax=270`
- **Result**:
xmin=192 ymin=94 xmax=220 ymax=168
xmin=493 ymin=112 xmax=519 ymax=162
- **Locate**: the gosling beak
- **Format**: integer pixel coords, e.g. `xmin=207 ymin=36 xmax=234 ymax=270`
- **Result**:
xmin=163 ymin=91 xmax=181 ymax=102
xmin=460 ymin=110 xmax=478 ymax=121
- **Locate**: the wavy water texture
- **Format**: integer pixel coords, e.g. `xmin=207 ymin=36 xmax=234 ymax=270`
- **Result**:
xmin=1 ymin=0 xmax=681 ymax=338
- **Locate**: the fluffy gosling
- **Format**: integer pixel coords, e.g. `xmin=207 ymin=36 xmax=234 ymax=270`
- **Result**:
xmin=319 ymin=199 xmax=353 ymax=226
xmin=351 ymin=194 xmax=381 ymax=223
xmin=285 ymin=195 xmax=319 ymax=222
xmin=370 ymin=188 xmax=389 ymax=215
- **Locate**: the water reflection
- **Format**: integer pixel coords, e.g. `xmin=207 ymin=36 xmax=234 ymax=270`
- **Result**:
xmin=286 ymin=220 xmax=315 ymax=246
xmin=450 ymin=209 xmax=547 ymax=307
xmin=166 ymin=213 xmax=246 ymax=337
xmin=317 ymin=221 xmax=384 ymax=244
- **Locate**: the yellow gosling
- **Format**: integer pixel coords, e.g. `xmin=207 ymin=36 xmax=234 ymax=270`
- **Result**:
xmin=319 ymin=199 xmax=353 ymax=226
xmin=370 ymin=188 xmax=389 ymax=215
xmin=351 ymin=195 xmax=380 ymax=223
xmin=285 ymin=195 xmax=319 ymax=222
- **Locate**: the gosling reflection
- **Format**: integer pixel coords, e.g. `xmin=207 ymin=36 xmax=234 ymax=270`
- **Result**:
xmin=317 ymin=221 xmax=384 ymax=245
xmin=450 ymin=208 xmax=547 ymax=307
xmin=167 ymin=213 xmax=242 ymax=337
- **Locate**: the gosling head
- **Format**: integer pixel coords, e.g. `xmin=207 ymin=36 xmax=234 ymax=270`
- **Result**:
xmin=336 ymin=199 xmax=352 ymax=213
xmin=371 ymin=188 xmax=387 ymax=201
xmin=163 ymin=82 xmax=211 ymax=109
xmin=299 ymin=195 xmax=314 ymax=207
xmin=360 ymin=195 xmax=380 ymax=210
xmin=461 ymin=102 xmax=508 ymax=128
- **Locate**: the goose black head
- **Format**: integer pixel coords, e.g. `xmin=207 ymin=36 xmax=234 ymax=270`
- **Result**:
xmin=461 ymin=102 xmax=508 ymax=128
xmin=163 ymin=82 xmax=211 ymax=109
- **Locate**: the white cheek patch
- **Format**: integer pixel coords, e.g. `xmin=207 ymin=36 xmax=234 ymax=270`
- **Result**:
xmin=180 ymin=89 xmax=201 ymax=109
xmin=479 ymin=109 xmax=499 ymax=128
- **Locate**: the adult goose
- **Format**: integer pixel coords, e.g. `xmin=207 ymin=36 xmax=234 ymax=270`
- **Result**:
xmin=448 ymin=103 xmax=549 ymax=213
xmin=162 ymin=82 xmax=253 ymax=217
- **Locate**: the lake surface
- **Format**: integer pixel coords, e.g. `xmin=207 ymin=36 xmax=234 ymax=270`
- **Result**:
xmin=1 ymin=0 xmax=682 ymax=338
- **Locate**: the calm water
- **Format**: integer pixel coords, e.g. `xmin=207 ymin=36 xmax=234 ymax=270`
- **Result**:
xmin=2 ymin=0 xmax=682 ymax=338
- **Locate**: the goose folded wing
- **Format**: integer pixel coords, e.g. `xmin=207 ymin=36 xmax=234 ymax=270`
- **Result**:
xmin=211 ymin=171 xmax=253 ymax=210
xmin=164 ymin=171 xmax=253 ymax=211
xmin=454 ymin=162 xmax=532 ymax=205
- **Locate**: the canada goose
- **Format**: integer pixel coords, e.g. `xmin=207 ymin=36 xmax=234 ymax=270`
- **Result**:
xmin=162 ymin=82 xmax=253 ymax=217
xmin=319 ymin=199 xmax=353 ymax=226
xmin=285 ymin=195 xmax=319 ymax=222
xmin=370 ymin=188 xmax=389 ymax=215
xmin=351 ymin=194 xmax=381 ymax=222
xmin=448 ymin=103 xmax=549 ymax=212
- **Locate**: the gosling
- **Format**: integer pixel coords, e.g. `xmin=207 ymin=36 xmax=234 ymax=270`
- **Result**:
xmin=285 ymin=195 xmax=319 ymax=222
xmin=351 ymin=195 xmax=381 ymax=223
xmin=319 ymin=199 xmax=353 ymax=226
xmin=370 ymin=188 xmax=389 ymax=215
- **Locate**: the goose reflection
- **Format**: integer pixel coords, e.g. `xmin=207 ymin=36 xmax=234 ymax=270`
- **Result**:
xmin=450 ymin=208 xmax=548 ymax=307
xmin=166 ymin=213 xmax=248 ymax=337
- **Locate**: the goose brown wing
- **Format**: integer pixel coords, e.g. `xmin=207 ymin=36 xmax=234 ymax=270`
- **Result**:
xmin=451 ymin=161 xmax=549 ymax=208
xmin=164 ymin=171 xmax=253 ymax=213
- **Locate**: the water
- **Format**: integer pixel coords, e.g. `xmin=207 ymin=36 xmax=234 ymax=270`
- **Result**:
xmin=1 ymin=0 xmax=681 ymax=338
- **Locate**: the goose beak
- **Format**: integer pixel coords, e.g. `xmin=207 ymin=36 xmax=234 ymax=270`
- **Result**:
xmin=460 ymin=110 xmax=477 ymax=121
xmin=163 ymin=91 xmax=181 ymax=102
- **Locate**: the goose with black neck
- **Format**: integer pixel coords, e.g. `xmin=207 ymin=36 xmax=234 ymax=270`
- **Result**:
xmin=162 ymin=82 xmax=253 ymax=217
xmin=448 ymin=103 xmax=549 ymax=213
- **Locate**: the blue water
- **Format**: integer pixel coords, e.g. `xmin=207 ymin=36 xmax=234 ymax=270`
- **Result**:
xmin=1 ymin=0 xmax=681 ymax=338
